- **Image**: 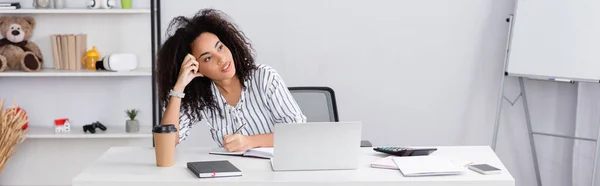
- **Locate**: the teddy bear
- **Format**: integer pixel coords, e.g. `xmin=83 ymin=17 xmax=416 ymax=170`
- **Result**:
xmin=0 ymin=16 xmax=43 ymax=72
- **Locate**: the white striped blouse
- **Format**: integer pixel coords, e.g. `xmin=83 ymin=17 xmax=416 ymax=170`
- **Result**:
xmin=177 ymin=64 xmax=307 ymax=147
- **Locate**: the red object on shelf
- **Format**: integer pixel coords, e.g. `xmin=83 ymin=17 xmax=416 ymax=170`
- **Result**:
xmin=6 ymin=107 xmax=28 ymax=130
xmin=54 ymin=118 xmax=69 ymax=126
xmin=53 ymin=118 xmax=72 ymax=133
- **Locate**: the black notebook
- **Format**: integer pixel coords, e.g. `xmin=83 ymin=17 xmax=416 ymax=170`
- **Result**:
xmin=187 ymin=160 xmax=242 ymax=178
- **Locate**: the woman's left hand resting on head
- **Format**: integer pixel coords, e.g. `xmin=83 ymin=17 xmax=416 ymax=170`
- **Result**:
xmin=223 ymin=133 xmax=274 ymax=152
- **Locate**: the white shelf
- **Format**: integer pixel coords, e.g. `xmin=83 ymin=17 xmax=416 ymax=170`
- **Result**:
xmin=0 ymin=8 xmax=150 ymax=14
xmin=0 ymin=67 xmax=152 ymax=77
xmin=25 ymin=125 xmax=153 ymax=139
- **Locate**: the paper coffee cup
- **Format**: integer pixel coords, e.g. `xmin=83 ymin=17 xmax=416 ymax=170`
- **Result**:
xmin=153 ymin=124 xmax=177 ymax=167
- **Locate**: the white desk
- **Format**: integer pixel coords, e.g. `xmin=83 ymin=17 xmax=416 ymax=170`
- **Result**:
xmin=71 ymin=146 xmax=514 ymax=186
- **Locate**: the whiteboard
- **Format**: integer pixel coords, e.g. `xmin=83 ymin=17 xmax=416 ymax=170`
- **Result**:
xmin=506 ymin=0 xmax=600 ymax=82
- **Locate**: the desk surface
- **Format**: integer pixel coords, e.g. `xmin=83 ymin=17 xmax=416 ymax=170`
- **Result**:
xmin=72 ymin=146 xmax=514 ymax=186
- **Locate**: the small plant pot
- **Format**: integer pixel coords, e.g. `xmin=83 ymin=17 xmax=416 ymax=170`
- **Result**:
xmin=126 ymin=120 xmax=139 ymax=133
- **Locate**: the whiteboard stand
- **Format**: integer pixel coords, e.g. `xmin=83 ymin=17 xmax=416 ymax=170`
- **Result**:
xmin=492 ymin=14 xmax=600 ymax=186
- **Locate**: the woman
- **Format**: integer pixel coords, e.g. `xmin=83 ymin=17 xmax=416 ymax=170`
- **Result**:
xmin=156 ymin=9 xmax=307 ymax=152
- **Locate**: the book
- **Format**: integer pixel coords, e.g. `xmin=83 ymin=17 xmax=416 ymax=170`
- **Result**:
xmin=0 ymin=5 xmax=19 ymax=9
xmin=391 ymin=156 xmax=465 ymax=177
xmin=50 ymin=34 xmax=60 ymax=70
xmin=370 ymin=156 xmax=399 ymax=170
xmin=187 ymin=160 xmax=242 ymax=178
xmin=60 ymin=35 xmax=68 ymax=69
xmin=0 ymin=2 xmax=20 ymax=9
xmin=0 ymin=2 xmax=20 ymax=6
xmin=209 ymin=147 xmax=273 ymax=159
xmin=67 ymin=34 xmax=76 ymax=70
xmin=75 ymin=34 xmax=86 ymax=70
xmin=50 ymin=33 xmax=87 ymax=70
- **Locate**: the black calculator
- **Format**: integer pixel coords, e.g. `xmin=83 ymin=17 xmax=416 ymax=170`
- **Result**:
xmin=373 ymin=147 xmax=437 ymax=156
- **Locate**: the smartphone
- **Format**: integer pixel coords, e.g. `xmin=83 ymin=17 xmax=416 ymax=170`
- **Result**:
xmin=467 ymin=164 xmax=502 ymax=175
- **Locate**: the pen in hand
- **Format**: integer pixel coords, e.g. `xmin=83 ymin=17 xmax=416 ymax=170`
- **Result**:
xmin=233 ymin=123 xmax=246 ymax=134
xmin=223 ymin=124 xmax=248 ymax=152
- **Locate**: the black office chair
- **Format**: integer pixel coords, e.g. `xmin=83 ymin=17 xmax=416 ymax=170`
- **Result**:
xmin=288 ymin=86 xmax=373 ymax=147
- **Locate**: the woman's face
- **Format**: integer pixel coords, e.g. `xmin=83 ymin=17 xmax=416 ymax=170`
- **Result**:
xmin=191 ymin=32 xmax=236 ymax=81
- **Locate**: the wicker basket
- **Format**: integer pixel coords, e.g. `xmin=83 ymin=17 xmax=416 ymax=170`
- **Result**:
xmin=0 ymin=98 xmax=28 ymax=174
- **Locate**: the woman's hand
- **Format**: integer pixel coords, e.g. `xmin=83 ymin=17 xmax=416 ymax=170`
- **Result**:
xmin=174 ymin=54 xmax=204 ymax=91
xmin=223 ymin=134 xmax=255 ymax=152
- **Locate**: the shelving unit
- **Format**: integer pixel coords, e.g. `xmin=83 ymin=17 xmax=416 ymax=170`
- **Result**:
xmin=0 ymin=5 xmax=156 ymax=128
xmin=0 ymin=1 xmax=159 ymax=185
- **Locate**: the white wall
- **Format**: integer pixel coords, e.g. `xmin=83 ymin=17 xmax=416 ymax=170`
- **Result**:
xmin=163 ymin=1 xmax=587 ymax=186
xmin=160 ymin=0 xmax=509 ymax=146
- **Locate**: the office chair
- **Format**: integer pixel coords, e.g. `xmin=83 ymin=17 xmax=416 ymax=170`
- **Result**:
xmin=288 ymin=86 xmax=373 ymax=147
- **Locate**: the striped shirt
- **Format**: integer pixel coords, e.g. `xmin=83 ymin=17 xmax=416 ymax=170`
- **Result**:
xmin=177 ymin=64 xmax=307 ymax=147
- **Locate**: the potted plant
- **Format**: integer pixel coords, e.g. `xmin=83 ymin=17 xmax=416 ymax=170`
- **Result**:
xmin=125 ymin=109 xmax=139 ymax=133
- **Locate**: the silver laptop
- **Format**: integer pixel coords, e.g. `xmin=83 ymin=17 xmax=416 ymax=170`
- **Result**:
xmin=270 ymin=121 xmax=362 ymax=171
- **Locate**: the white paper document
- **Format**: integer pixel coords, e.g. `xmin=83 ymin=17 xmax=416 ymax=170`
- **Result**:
xmin=370 ymin=156 xmax=399 ymax=170
xmin=392 ymin=156 xmax=465 ymax=177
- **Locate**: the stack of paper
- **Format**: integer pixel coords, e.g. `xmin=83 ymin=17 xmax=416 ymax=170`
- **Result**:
xmin=392 ymin=156 xmax=465 ymax=177
xmin=0 ymin=2 xmax=20 ymax=9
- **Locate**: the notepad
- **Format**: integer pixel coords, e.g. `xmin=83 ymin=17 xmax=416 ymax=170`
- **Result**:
xmin=187 ymin=160 xmax=242 ymax=178
xmin=209 ymin=147 xmax=273 ymax=159
xmin=392 ymin=156 xmax=465 ymax=177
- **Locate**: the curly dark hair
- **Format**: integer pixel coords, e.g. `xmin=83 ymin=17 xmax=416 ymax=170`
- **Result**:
xmin=155 ymin=9 xmax=257 ymax=123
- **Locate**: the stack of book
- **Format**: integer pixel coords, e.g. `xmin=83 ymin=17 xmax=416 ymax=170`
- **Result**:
xmin=0 ymin=2 xmax=20 ymax=9
xmin=50 ymin=34 xmax=88 ymax=70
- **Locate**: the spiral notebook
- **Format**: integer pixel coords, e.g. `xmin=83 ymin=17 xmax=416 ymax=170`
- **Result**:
xmin=209 ymin=147 xmax=273 ymax=159
xmin=391 ymin=156 xmax=465 ymax=177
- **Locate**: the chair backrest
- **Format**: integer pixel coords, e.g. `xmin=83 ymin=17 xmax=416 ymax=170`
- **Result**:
xmin=288 ymin=87 xmax=339 ymax=122
xmin=287 ymin=86 xmax=373 ymax=147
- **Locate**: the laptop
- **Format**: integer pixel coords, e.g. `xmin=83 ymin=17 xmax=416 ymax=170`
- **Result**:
xmin=270 ymin=121 xmax=363 ymax=171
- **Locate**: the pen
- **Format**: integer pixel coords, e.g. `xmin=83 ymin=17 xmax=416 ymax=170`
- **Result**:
xmin=233 ymin=123 xmax=246 ymax=134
